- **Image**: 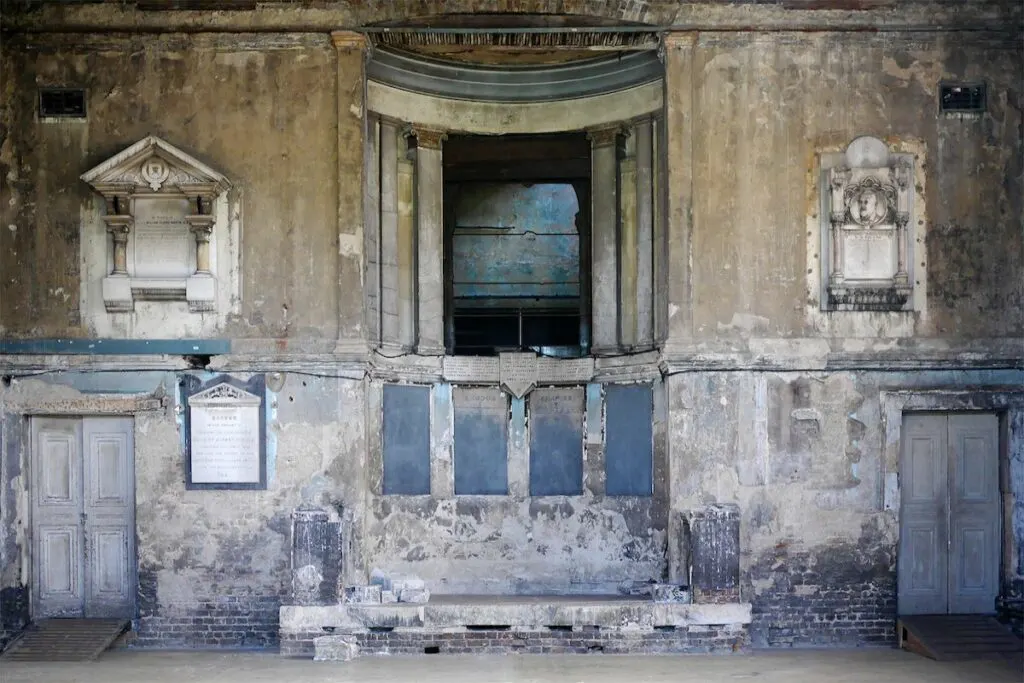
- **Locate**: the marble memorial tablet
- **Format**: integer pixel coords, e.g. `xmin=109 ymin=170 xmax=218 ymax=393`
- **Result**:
xmin=185 ymin=378 xmax=266 ymax=489
xmin=133 ymin=196 xmax=193 ymax=278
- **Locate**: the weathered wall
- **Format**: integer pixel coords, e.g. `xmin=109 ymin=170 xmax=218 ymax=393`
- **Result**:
xmin=669 ymin=369 xmax=1024 ymax=646
xmin=0 ymin=372 xmax=366 ymax=648
xmin=0 ymin=33 xmax=341 ymax=344
xmin=684 ymin=32 xmax=1022 ymax=343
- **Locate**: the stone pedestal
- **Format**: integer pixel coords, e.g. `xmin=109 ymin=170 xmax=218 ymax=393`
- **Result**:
xmin=690 ymin=504 xmax=741 ymax=604
xmin=290 ymin=507 xmax=342 ymax=606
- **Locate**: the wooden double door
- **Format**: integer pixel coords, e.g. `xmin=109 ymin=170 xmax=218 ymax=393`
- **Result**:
xmin=898 ymin=413 xmax=1001 ymax=615
xmin=31 ymin=417 xmax=136 ymax=619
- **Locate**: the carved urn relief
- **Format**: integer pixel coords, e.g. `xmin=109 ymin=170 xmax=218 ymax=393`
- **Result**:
xmin=822 ymin=136 xmax=915 ymax=311
xmin=81 ymin=136 xmax=231 ymax=313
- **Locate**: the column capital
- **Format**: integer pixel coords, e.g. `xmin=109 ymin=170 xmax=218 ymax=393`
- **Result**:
xmin=662 ymin=31 xmax=698 ymax=50
xmin=586 ymin=125 xmax=622 ymax=148
xmin=331 ymin=30 xmax=369 ymax=51
xmin=411 ymin=127 xmax=447 ymax=150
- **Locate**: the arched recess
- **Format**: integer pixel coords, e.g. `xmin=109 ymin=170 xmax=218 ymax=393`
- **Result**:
xmin=364 ymin=43 xmax=668 ymax=358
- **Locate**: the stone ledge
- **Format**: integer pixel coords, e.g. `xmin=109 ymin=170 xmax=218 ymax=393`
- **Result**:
xmin=280 ymin=597 xmax=751 ymax=634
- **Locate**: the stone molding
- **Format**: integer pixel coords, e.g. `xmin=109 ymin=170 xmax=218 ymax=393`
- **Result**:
xmin=331 ymin=30 xmax=368 ymax=51
xmin=410 ymin=126 xmax=447 ymax=150
xmin=81 ymin=135 xmax=232 ymax=314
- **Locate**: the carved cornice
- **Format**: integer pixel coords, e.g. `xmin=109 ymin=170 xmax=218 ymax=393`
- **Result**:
xmin=662 ymin=32 xmax=698 ymax=50
xmin=411 ymin=127 xmax=447 ymax=150
xmin=331 ymin=30 xmax=368 ymax=51
xmin=586 ymin=125 xmax=621 ymax=148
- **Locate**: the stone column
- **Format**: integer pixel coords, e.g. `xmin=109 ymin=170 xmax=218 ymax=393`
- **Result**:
xmin=332 ymin=30 xmax=368 ymax=354
xmin=379 ymin=120 xmax=402 ymax=351
xmin=662 ymin=33 xmax=697 ymax=350
xmin=689 ymin=503 xmax=741 ymax=603
xmin=397 ymin=140 xmax=417 ymax=349
xmin=619 ymin=129 xmax=638 ymax=350
xmin=365 ymin=117 xmax=381 ymax=347
xmin=588 ymin=125 xmax=620 ymax=355
xmin=412 ymin=127 xmax=446 ymax=355
xmin=290 ymin=507 xmax=342 ymax=606
xmin=634 ymin=118 xmax=655 ymax=348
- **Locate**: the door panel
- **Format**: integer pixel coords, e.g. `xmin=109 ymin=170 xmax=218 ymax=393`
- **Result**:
xmin=898 ymin=412 xmax=1001 ymax=616
xmin=33 ymin=418 xmax=85 ymax=617
xmin=948 ymin=414 xmax=999 ymax=614
xmin=83 ymin=417 xmax=135 ymax=618
xmin=32 ymin=417 xmax=135 ymax=619
xmin=898 ymin=415 xmax=948 ymax=615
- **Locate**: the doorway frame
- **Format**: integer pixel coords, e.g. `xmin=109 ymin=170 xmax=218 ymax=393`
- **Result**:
xmin=3 ymin=390 xmax=161 ymax=622
xmin=881 ymin=388 xmax=1024 ymax=616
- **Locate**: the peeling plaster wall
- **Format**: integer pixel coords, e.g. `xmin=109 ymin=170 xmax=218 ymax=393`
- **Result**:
xmin=669 ymin=369 xmax=1024 ymax=646
xmin=0 ymin=34 xmax=340 ymax=344
xmin=365 ymin=497 xmax=666 ymax=595
xmin=0 ymin=372 xmax=366 ymax=648
xmin=686 ymin=33 xmax=1022 ymax=342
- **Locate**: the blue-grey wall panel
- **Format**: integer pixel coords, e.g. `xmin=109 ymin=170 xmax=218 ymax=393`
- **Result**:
xmin=454 ymin=387 xmax=509 ymax=495
xmin=529 ymin=387 xmax=584 ymax=496
xmin=605 ymin=383 xmax=654 ymax=496
xmin=383 ymin=384 xmax=431 ymax=495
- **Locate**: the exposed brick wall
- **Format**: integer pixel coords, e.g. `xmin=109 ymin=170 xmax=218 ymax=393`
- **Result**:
xmin=282 ymin=625 xmax=749 ymax=659
xmin=748 ymin=530 xmax=897 ymax=647
xmin=751 ymin=580 xmax=896 ymax=647
xmin=135 ymin=594 xmax=282 ymax=649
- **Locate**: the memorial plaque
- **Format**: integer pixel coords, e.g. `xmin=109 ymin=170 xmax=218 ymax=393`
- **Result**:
xmin=453 ymin=387 xmax=509 ymax=495
xmin=133 ymin=196 xmax=193 ymax=278
xmin=500 ymin=352 xmax=537 ymax=399
xmin=843 ymin=230 xmax=895 ymax=281
xmin=443 ymin=356 xmax=499 ymax=383
xmin=183 ymin=374 xmax=267 ymax=490
xmin=529 ymin=387 xmax=584 ymax=496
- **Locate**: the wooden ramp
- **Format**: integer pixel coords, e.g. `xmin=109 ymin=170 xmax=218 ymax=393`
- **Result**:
xmin=898 ymin=615 xmax=1023 ymax=661
xmin=0 ymin=618 xmax=129 ymax=662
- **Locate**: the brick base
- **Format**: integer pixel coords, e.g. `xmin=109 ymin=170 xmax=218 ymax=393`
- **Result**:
xmin=751 ymin=581 xmax=896 ymax=647
xmin=135 ymin=596 xmax=281 ymax=649
xmin=282 ymin=625 xmax=749 ymax=658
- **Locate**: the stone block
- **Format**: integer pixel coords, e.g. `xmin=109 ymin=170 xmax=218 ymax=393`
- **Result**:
xmin=314 ymin=634 xmax=359 ymax=662
xmin=343 ymin=585 xmax=382 ymax=604
xmin=651 ymin=584 xmax=691 ymax=604
xmin=399 ymin=587 xmax=430 ymax=603
xmin=392 ymin=576 xmax=426 ymax=593
xmin=291 ymin=507 xmax=342 ymax=606
xmin=689 ymin=504 xmax=741 ymax=604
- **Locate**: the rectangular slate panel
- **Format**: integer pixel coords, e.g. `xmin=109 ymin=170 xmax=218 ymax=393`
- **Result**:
xmin=382 ymin=384 xmax=431 ymax=495
xmin=605 ymin=383 xmax=653 ymax=496
xmin=529 ymin=387 xmax=584 ymax=496
xmin=454 ymin=387 xmax=509 ymax=495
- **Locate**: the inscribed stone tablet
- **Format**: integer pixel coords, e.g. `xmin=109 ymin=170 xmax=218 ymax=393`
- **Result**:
xmin=133 ymin=196 xmax=192 ymax=278
xmin=605 ymin=384 xmax=653 ymax=496
xmin=190 ymin=402 xmax=261 ymax=484
xmin=453 ymin=387 xmax=509 ymax=495
xmin=529 ymin=387 xmax=584 ymax=496
xmin=843 ymin=229 xmax=895 ymax=281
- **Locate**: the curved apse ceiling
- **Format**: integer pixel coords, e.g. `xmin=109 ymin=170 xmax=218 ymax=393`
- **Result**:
xmin=367 ymin=48 xmax=664 ymax=103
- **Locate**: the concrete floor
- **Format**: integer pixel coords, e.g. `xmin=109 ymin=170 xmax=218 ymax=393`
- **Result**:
xmin=2 ymin=649 xmax=1021 ymax=683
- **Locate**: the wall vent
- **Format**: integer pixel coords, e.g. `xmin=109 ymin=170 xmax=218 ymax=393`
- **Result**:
xmin=39 ymin=88 xmax=86 ymax=118
xmin=939 ymin=83 xmax=986 ymax=114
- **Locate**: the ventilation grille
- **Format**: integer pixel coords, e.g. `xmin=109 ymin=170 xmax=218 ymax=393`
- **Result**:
xmin=940 ymin=83 xmax=986 ymax=113
xmin=39 ymin=88 xmax=86 ymax=118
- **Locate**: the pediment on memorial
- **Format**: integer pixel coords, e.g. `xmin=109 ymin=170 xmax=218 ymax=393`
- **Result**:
xmin=189 ymin=382 xmax=262 ymax=406
xmin=81 ymin=135 xmax=231 ymax=195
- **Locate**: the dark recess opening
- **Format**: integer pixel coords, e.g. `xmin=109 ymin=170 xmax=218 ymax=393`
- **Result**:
xmin=443 ymin=132 xmax=591 ymax=357
xmin=39 ymin=88 xmax=86 ymax=118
